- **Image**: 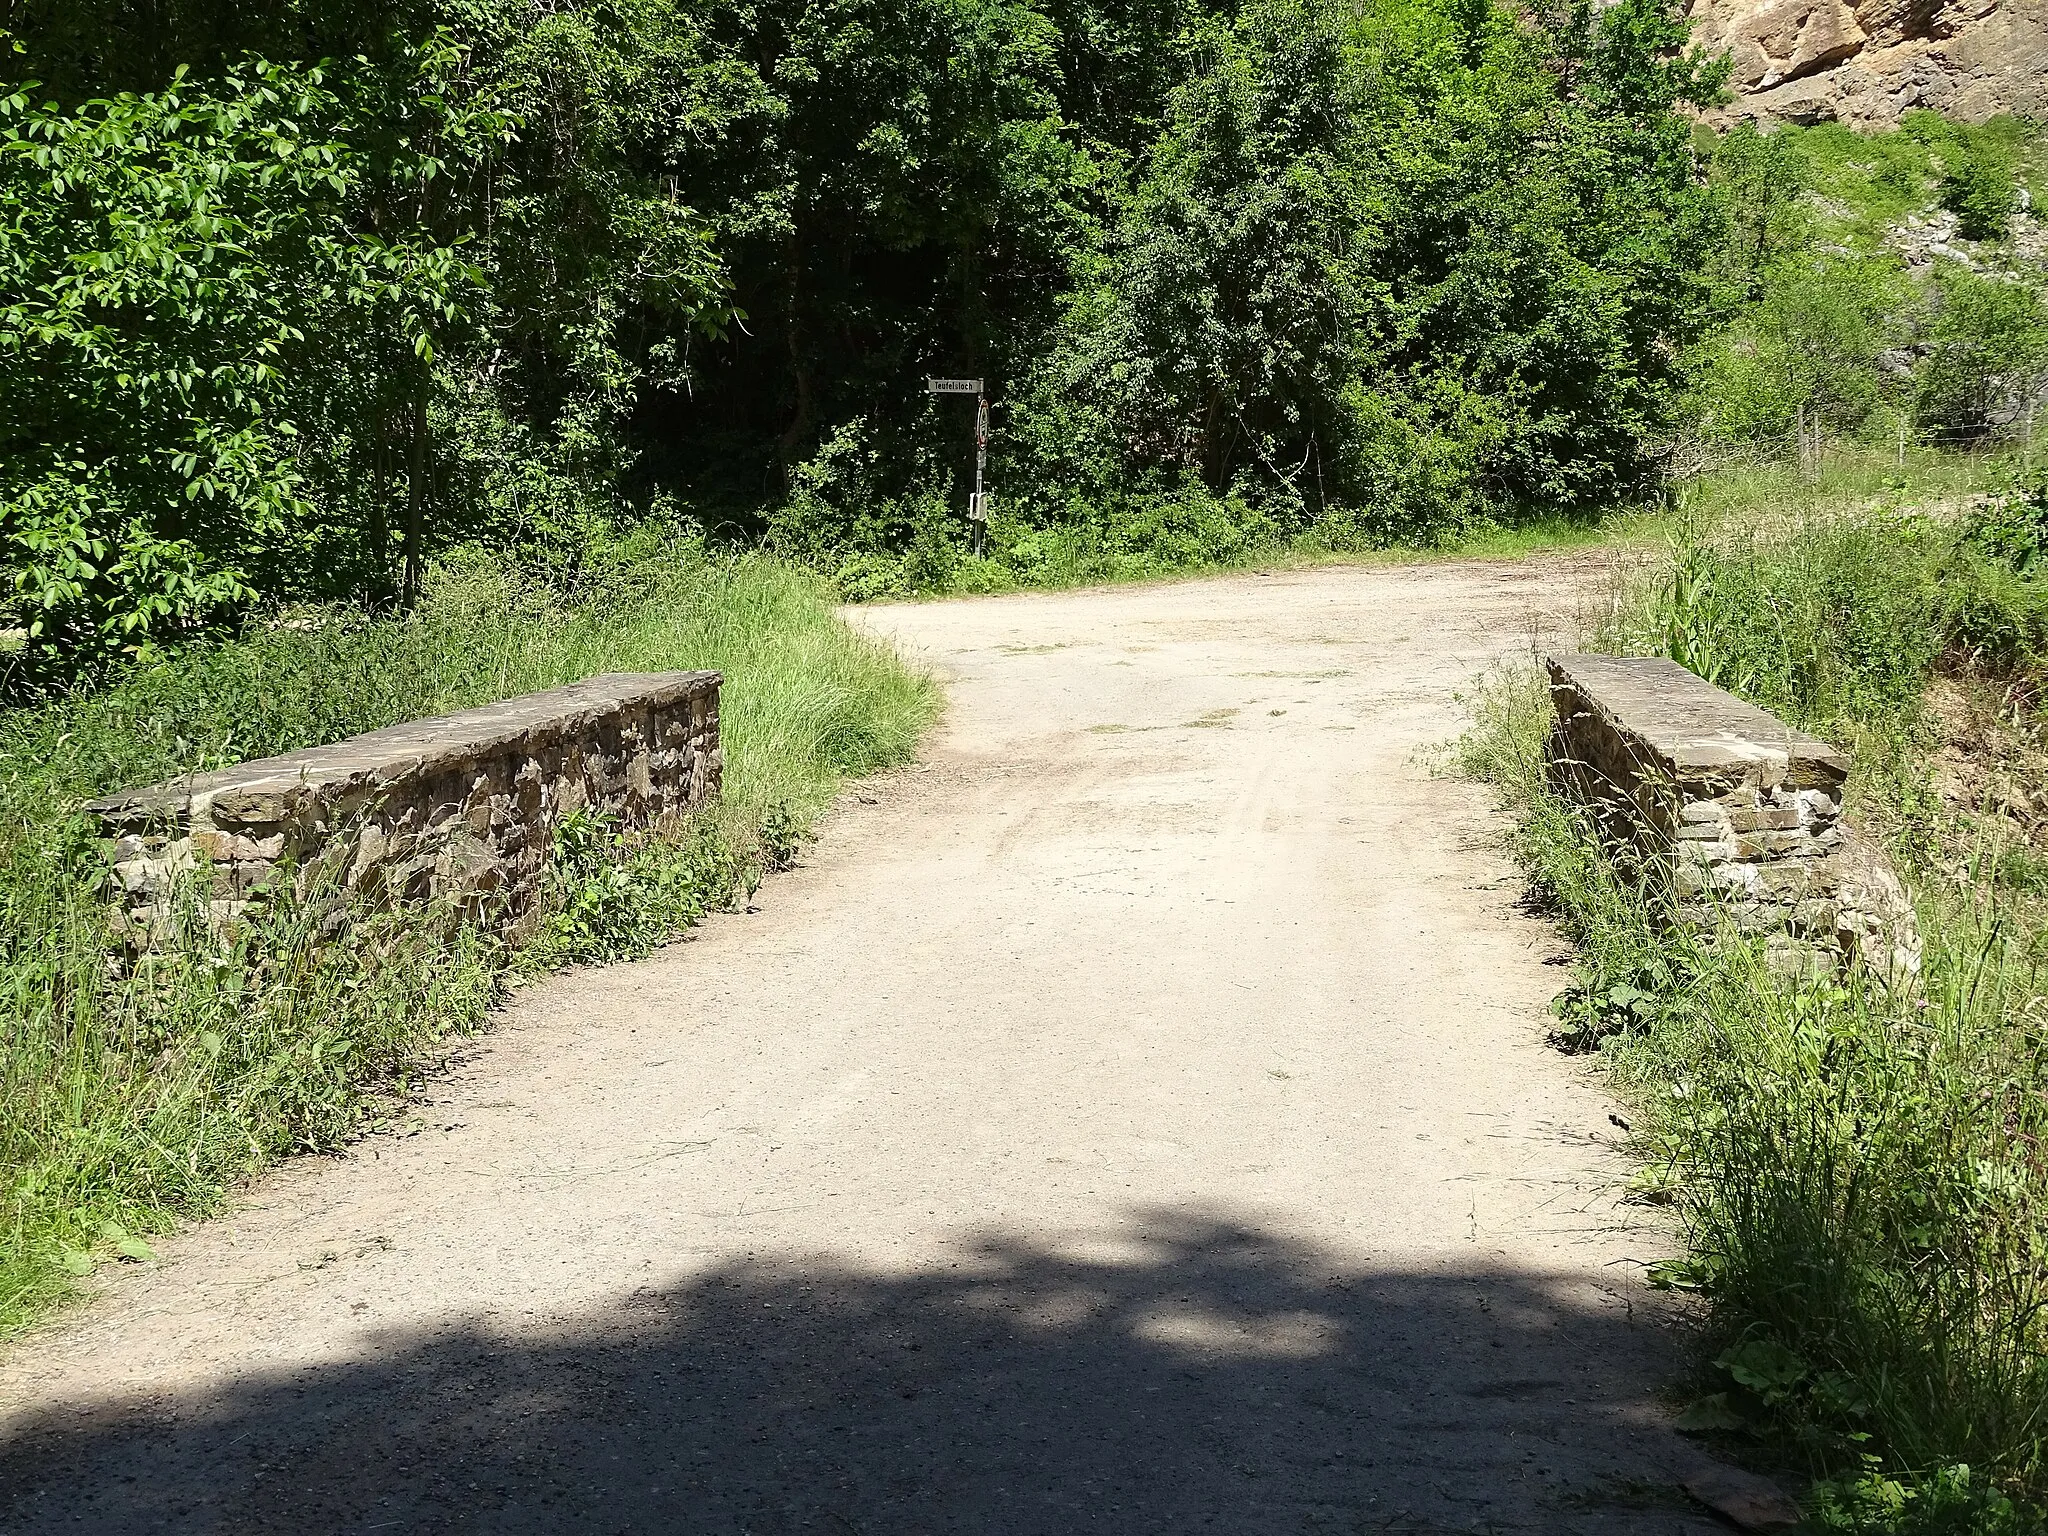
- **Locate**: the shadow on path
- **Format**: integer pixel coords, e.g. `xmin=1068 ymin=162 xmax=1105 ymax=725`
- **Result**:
xmin=3 ymin=1212 xmax=1716 ymax=1535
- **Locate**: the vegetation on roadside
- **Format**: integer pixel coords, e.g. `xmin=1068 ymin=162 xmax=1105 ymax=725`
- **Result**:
xmin=3 ymin=0 xmax=2047 ymax=1474
xmin=1686 ymin=114 xmax=2047 ymax=464
xmin=1459 ymin=469 xmax=2048 ymax=1529
xmin=0 ymin=541 xmax=936 ymax=1330
xmin=1 ymin=3 xmax=2039 ymax=628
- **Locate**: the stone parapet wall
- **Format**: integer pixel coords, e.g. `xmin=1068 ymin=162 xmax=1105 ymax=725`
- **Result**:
xmin=90 ymin=671 xmax=722 ymax=939
xmin=1546 ymin=654 xmax=1920 ymax=981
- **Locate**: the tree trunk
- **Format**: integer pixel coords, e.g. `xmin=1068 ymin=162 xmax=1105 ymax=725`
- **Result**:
xmin=369 ymin=407 xmax=390 ymax=606
xmin=776 ymin=237 xmax=814 ymax=471
xmin=403 ymin=388 xmax=428 ymax=607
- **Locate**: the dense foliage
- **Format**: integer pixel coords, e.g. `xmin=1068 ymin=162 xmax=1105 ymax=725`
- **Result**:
xmin=993 ymin=0 xmax=1726 ymax=538
xmin=0 ymin=39 xmax=518 ymax=669
xmin=1687 ymin=114 xmax=2048 ymax=456
xmin=2 ymin=0 xmax=1735 ymax=673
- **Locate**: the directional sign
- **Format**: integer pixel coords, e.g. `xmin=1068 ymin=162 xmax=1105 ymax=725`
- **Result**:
xmin=924 ymin=374 xmax=991 ymax=556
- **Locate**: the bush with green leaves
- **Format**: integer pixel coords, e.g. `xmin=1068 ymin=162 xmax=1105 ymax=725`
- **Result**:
xmin=1002 ymin=0 xmax=1729 ymax=542
xmin=1811 ymin=1463 xmax=2036 ymax=1536
xmin=1710 ymin=120 xmax=1812 ymax=300
xmin=1936 ymin=135 xmax=2020 ymax=243
xmin=1914 ymin=264 xmax=2048 ymax=441
xmin=1967 ymin=468 xmax=2048 ymax=576
xmin=1680 ymin=111 xmax=2046 ymax=462
xmin=0 ymin=40 xmax=513 ymax=673
xmin=1692 ymin=254 xmax=1912 ymax=444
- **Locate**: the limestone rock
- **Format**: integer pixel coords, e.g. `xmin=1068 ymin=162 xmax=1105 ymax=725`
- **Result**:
xmin=1688 ymin=0 xmax=2047 ymax=127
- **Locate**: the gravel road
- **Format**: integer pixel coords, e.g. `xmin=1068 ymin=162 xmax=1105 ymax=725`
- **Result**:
xmin=0 ymin=557 xmax=1727 ymax=1535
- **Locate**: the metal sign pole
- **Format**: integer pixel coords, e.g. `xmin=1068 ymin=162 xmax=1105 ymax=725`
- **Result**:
xmin=927 ymin=376 xmax=988 ymax=557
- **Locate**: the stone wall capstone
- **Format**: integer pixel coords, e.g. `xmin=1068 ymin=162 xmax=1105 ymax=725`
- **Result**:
xmin=90 ymin=671 xmax=722 ymax=940
xmin=1545 ymin=653 xmax=1920 ymax=982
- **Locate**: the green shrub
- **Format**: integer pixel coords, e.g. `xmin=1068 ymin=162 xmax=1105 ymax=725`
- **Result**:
xmin=1914 ymin=267 xmax=2048 ymax=442
xmin=0 ymin=43 xmax=516 ymax=670
xmin=1811 ymin=1463 xmax=2036 ymax=1535
xmin=998 ymin=0 xmax=1728 ymax=541
xmin=1710 ymin=120 xmax=1813 ymax=298
xmin=1967 ymin=469 xmax=2048 ymax=576
xmin=1939 ymin=142 xmax=2019 ymax=242
xmin=1691 ymin=256 xmax=1912 ymax=444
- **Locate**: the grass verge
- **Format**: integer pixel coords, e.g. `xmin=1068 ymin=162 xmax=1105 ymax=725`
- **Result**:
xmin=0 ymin=538 xmax=938 ymax=1332
xmin=1455 ymin=471 xmax=2048 ymax=1531
xmin=799 ymin=445 xmax=2021 ymax=606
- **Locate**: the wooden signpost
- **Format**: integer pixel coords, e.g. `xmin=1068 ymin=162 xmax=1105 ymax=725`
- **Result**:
xmin=927 ymin=377 xmax=989 ymax=556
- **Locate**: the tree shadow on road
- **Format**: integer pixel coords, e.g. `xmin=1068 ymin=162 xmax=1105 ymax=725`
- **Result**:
xmin=2 ymin=1210 xmax=1719 ymax=1534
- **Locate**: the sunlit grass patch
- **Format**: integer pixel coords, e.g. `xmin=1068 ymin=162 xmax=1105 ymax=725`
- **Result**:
xmin=0 ymin=542 xmax=937 ymax=1331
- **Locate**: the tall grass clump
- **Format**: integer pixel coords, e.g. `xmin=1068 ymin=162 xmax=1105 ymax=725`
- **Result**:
xmin=1460 ymin=474 xmax=2048 ymax=1528
xmin=0 ymin=537 xmax=937 ymax=1331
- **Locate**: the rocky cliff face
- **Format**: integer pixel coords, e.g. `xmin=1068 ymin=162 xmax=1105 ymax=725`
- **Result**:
xmin=1687 ymin=0 xmax=2047 ymax=126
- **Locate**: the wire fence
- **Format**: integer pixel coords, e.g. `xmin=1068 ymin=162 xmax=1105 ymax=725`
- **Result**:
xmin=1656 ymin=408 xmax=2044 ymax=484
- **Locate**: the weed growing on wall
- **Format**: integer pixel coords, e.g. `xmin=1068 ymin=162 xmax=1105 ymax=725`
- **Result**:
xmin=521 ymin=806 xmax=795 ymax=970
xmin=0 ymin=542 xmax=937 ymax=1331
xmin=1456 ymin=485 xmax=2048 ymax=1522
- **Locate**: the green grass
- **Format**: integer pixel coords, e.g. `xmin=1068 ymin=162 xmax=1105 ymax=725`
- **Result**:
xmin=1781 ymin=114 xmax=2047 ymax=254
xmin=0 ymin=538 xmax=938 ymax=1331
xmin=820 ymin=442 xmax=2016 ymax=608
xmin=1677 ymin=446 xmax=2024 ymax=529
xmin=841 ymin=500 xmax=1684 ymax=606
xmin=1456 ymin=476 xmax=2048 ymax=1529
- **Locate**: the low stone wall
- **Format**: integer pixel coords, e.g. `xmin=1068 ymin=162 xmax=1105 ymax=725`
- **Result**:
xmin=1545 ymin=654 xmax=1920 ymax=981
xmin=91 ymin=671 xmax=722 ymax=940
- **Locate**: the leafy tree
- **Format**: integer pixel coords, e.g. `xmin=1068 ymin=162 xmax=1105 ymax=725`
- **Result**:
xmin=1693 ymin=254 xmax=1912 ymax=443
xmin=1709 ymin=120 xmax=1809 ymax=300
xmin=1005 ymin=0 xmax=1729 ymax=542
xmin=1915 ymin=263 xmax=2048 ymax=440
xmin=0 ymin=42 xmax=510 ymax=672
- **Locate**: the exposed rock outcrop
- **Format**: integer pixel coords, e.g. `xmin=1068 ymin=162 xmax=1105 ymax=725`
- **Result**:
xmin=1687 ymin=0 xmax=2046 ymax=127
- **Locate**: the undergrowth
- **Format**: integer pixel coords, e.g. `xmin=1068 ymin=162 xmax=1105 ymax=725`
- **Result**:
xmin=1458 ymin=468 xmax=2048 ymax=1529
xmin=782 ymin=444 xmax=2017 ymax=605
xmin=0 ymin=538 xmax=937 ymax=1331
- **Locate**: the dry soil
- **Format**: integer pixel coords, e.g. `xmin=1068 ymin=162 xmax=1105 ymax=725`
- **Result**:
xmin=0 ymin=557 xmax=1730 ymax=1535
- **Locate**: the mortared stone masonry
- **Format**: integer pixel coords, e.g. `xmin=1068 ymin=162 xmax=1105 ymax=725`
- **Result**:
xmin=1546 ymin=653 xmax=1920 ymax=982
xmin=90 ymin=671 xmax=721 ymax=940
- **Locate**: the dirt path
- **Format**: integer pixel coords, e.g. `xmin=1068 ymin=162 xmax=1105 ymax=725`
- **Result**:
xmin=1 ymin=558 xmax=1723 ymax=1535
